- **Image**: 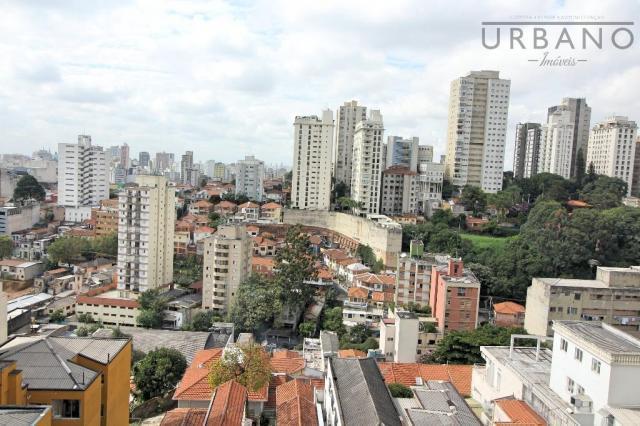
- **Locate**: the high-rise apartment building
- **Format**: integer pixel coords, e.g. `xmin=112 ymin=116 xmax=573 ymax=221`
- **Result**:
xmin=444 ymin=70 xmax=510 ymax=193
xmin=380 ymin=166 xmax=417 ymax=216
xmin=57 ymin=135 xmax=110 ymax=222
xmin=417 ymin=161 xmax=444 ymax=215
xmin=181 ymin=151 xmax=194 ymax=185
xmin=205 ymin=160 xmax=216 ymax=178
xmin=139 ymin=151 xmax=150 ymax=168
xmin=202 ymin=225 xmax=252 ymax=312
xmin=587 ymin=116 xmax=637 ymax=195
xmin=334 ymin=100 xmax=367 ymax=187
xmin=292 ymin=110 xmax=334 ymax=210
xmin=155 ymin=152 xmax=175 ymax=173
xmin=632 ymin=137 xmax=640 ymax=197
xmin=513 ymin=122 xmax=542 ymax=179
xmin=120 ymin=143 xmax=130 ymax=169
xmin=236 ymin=155 xmax=265 ymax=201
xmin=539 ymin=108 xmax=575 ymax=179
xmin=351 ymin=110 xmax=384 ymax=215
xmin=417 ymin=145 xmax=434 ymax=164
xmin=117 ymin=175 xmax=175 ymax=294
xmin=547 ymin=97 xmax=591 ymax=178
xmin=385 ymin=136 xmax=419 ymax=170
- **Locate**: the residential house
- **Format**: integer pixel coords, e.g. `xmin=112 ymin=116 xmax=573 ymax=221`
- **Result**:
xmin=260 ymin=202 xmax=282 ymax=223
xmin=493 ymin=301 xmax=526 ymax=327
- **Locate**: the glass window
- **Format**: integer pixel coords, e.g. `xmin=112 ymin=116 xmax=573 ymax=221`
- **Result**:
xmin=591 ymin=358 xmax=601 ymax=374
xmin=52 ymin=400 xmax=80 ymax=419
xmin=575 ymin=348 xmax=583 ymax=362
xmin=560 ymin=338 xmax=568 ymax=352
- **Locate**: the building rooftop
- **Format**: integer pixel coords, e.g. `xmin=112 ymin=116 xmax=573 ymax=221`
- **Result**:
xmin=276 ymin=378 xmax=318 ymax=426
xmin=7 ymin=293 xmax=54 ymax=313
xmin=330 ymin=357 xmax=402 ymax=426
xmin=494 ymin=399 xmax=546 ymax=425
xmin=494 ymin=301 xmax=525 ymax=315
xmin=0 ymin=406 xmax=52 ymax=425
xmin=553 ymin=321 xmax=640 ymax=360
xmin=320 ymin=330 xmax=339 ymax=355
xmin=378 ymin=363 xmax=473 ymax=397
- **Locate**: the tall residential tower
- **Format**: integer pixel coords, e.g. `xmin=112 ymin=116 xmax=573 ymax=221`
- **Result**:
xmin=351 ymin=110 xmax=384 ymax=214
xmin=333 ymin=100 xmax=367 ymax=188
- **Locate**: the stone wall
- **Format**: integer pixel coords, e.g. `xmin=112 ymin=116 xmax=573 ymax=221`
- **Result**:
xmin=283 ymin=209 xmax=402 ymax=267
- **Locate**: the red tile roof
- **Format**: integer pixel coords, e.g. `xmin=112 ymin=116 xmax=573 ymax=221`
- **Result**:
xmin=193 ymin=200 xmax=213 ymax=208
xmin=338 ymin=349 xmax=366 ymax=358
xmin=371 ymin=291 xmax=394 ymax=303
xmin=276 ymin=379 xmax=318 ymax=426
xmin=207 ymin=380 xmax=247 ymax=426
xmin=348 ymin=286 xmax=369 ymax=299
xmin=271 ymin=354 xmax=306 ymax=375
xmin=216 ymin=201 xmax=237 ymax=209
xmin=76 ymin=295 xmax=139 ymax=309
xmin=267 ymin=375 xmax=291 ymax=409
xmin=495 ymin=399 xmax=546 ymax=425
xmin=174 ymin=349 xmax=223 ymax=401
xmin=378 ymin=363 xmax=473 ymax=397
xmin=323 ymin=249 xmax=350 ymax=261
xmin=261 ymin=202 xmax=282 ymax=210
xmin=239 ymin=201 xmax=260 ymax=209
xmin=355 ymin=273 xmax=396 ymax=286
xmin=494 ymin=301 xmax=526 ymax=315
xmin=161 ymin=408 xmax=207 ymax=425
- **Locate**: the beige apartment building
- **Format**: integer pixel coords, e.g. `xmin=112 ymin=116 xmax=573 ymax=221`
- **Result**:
xmin=380 ymin=166 xmax=417 ymax=216
xmin=117 ymin=175 xmax=175 ymax=294
xmin=351 ymin=110 xmax=384 ymax=214
xmin=202 ymin=225 xmax=252 ymax=312
xmin=333 ymin=100 xmax=367 ymax=187
xmin=444 ymin=70 xmax=510 ymax=193
xmin=525 ymin=265 xmax=640 ymax=337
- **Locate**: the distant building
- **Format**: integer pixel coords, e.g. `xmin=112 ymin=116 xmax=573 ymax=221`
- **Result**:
xmin=236 ymin=156 xmax=265 ymax=201
xmin=493 ymin=301 xmax=525 ymax=327
xmin=57 ymin=135 xmax=109 ymax=222
xmin=0 ymin=202 xmax=40 ymax=236
xmin=539 ymin=107 xmax=574 ymax=179
xmin=202 ymin=225 xmax=252 ymax=312
xmin=292 ymin=111 xmax=334 ymax=211
xmin=333 ymin=100 xmax=367 ymax=187
xmin=155 ymin=151 xmax=175 ymax=173
xmin=138 ymin=151 xmax=150 ymax=168
xmin=380 ymin=166 xmax=418 ymax=216
xmin=513 ymin=122 xmax=542 ymax=179
xmin=395 ymin=252 xmax=448 ymax=307
xmin=92 ymin=199 xmax=119 ymax=237
xmin=524 ymin=265 xmax=640 ymax=336
xmin=429 ymin=258 xmax=480 ymax=333
xmin=547 ymin=97 xmax=591 ymax=179
xmin=418 ymin=145 xmax=434 ymax=164
xmin=385 ymin=136 xmax=419 ymax=170
xmin=117 ymin=175 xmax=175 ymax=293
xmin=351 ymin=110 xmax=384 ymax=215
xmin=120 ymin=143 xmax=130 ymax=169
xmin=416 ymin=161 xmax=444 ymax=215
xmin=587 ymin=116 xmax=637 ymax=196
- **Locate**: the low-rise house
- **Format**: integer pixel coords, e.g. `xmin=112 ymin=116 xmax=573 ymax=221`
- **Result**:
xmin=275 ymin=378 xmax=319 ymax=426
xmin=214 ymin=200 xmax=238 ymax=216
xmin=188 ymin=199 xmax=214 ymax=216
xmin=344 ymin=263 xmax=370 ymax=284
xmin=466 ymin=216 xmax=490 ymax=231
xmin=379 ymin=310 xmax=442 ymax=362
xmin=252 ymin=256 xmax=275 ymax=277
xmin=379 ymin=362 xmax=473 ymax=397
xmin=342 ymin=287 xmax=384 ymax=328
xmin=260 ymin=202 xmax=282 ymax=223
xmin=174 ymin=230 xmax=191 ymax=256
xmin=46 ymin=296 xmax=76 ymax=317
xmin=193 ymin=225 xmax=214 ymax=243
xmin=493 ymin=301 xmax=526 ymax=327
xmin=252 ymin=236 xmax=279 ymax=257
xmin=237 ymin=202 xmax=260 ymax=221
xmin=0 ymin=260 xmax=43 ymax=281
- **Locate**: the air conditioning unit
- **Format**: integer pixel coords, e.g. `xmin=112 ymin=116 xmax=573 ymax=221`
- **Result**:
xmin=570 ymin=394 xmax=593 ymax=412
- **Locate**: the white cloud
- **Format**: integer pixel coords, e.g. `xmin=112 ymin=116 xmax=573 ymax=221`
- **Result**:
xmin=0 ymin=0 xmax=638 ymax=168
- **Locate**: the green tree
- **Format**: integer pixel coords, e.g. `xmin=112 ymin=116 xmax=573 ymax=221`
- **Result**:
xmin=76 ymin=326 xmax=88 ymax=337
xmin=49 ymin=309 xmax=66 ymax=323
xmin=13 ymin=174 xmax=45 ymax=201
xmin=579 ymin=175 xmax=628 ymax=209
xmin=442 ymin=179 xmax=456 ymax=200
xmin=388 ymin=383 xmax=413 ymax=398
xmin=229 ymin=275 xmax=281 ymax=332
xmin=208 ymin=212 xmax=224 ymax=228
xmin=0 ymin=236 xmax=12 ymax=259
xmin=208 ymin=344 xmax=272 ymax=392
xmin=186 ymin=310 xmax=222 ymax=332
xmin=321 ymin=307 xmax=346 ymax=337
xmin=274 ymin=225 xmax=317 ymax=308
xmin=137 ymin=289 xmax=168 ymax=329
xmin=340 ymin=323 xmax=370 ymax=346
xmin=133 ymin=348 xmax=187 ymax=401
xmin=47 ymin=237 xmax=91 ymax=265
xmin=575 ymin=148 xmax=586 ymax=184
xmin=298 ymin=321 xmax=316 ymax=338
xmin=92 ymin=233 xmax=118 ymax=258
xmin=77 ymin=313 xmax=95 ymax=324
xmin=460 ymin=185 xmax=487 ymax=215
xmin=356 ymin=244 xmax=379 ymax=271
xmin=426 ymin=325 xmax=527 ymax=364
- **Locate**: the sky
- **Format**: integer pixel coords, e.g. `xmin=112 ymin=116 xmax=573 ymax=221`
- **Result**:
xmin=1 ymin=0 xmax=638 ymax=169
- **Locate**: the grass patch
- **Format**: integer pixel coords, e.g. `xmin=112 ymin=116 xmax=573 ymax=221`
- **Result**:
xmin=460 ymin=233 xmax=514 ymax=250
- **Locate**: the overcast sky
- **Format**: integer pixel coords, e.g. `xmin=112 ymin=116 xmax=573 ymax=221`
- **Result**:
xmin=1 ymin=0 xmax=638 ymax=169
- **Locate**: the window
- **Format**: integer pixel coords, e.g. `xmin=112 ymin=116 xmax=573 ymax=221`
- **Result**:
xmin=567 ymin=377 xmax=575 ymax=393
xmin=457 ymin=288 xmax=467 ymax=296
xmin=53 ymin=400 xmax=80 ymax=419
xmin=591 ymin=358 xmax=601 ymax=374
xmin=560 ymin=338 xmax=568 ymax=352
xmin=575 ymin=348 xmax=583 ymax=362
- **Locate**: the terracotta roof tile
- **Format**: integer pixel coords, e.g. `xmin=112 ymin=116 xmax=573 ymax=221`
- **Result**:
xmin=267 ymin=375 xmax=291 ymax=409
xmin=378 ymin=363 xmax=473 ymax=397
xmin=276 ymin=379 xmax=318 ymax=426
xmin=174 ymin=349 xmax=223 ymax=400
xmin=239 ymin=202 xmax=260 ymax=208
xmin=495 ymin=399 xmax=546 ymax=425
xmin=338 ymin=349 xmax=366 ymax=358
xmin=207 ymin=380 xmax=248 ymax=426
xmin=261 ymin=202 xmax=282 ymax=209
xmin=347 ymin=287 xmax=369 ymax=299
xmin=494 ymin=301 xmax=526 ymax=315
xmin=271 ymin=356 xmax=305 ymax=375
xmin=161 ymin=408 xmax=207 ymax=425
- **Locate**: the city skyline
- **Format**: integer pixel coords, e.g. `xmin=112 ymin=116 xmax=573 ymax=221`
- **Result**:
xmin=1 ymin=1 xmax=639 ymax=167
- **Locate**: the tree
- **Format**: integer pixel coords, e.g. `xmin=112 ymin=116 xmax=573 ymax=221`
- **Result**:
xmin=186 ymin=310 xmax=222 ymax=332
xmin=137 ymin=289 xmax=168 ymax=329
xmin=321 ymin=307 xmax=346 ymax=337
xmin=208 ymin=344 xmax=272 ymax=392
xmin=13 ymin=174 xmax=45 ymax=202
xmin=77 ymin=313 xmax=95 ymax=324
xmin=579 ymin=175 xmax=627 ymax=209
xmin=47 ymin=237 xmax=91 ymax=265
xmin=460 ymin=185 xmax=487 ymax=215
xmin=208 ymin=212 xmax=224 ymax=228
xmin=0 ymin=236 xmax=12 ymax=259
xmin=426 ymin=325 xmax=527 ymax=364
xmin=332 ymin=181 xmax=348 ymax=202
xmin=49 ymin=309 xmax=66 ymax=323
xmin=356 ymin=244 xmax=377 ymax=269
xmin=76 ymin=326 xmax=88 ymax=337
xmin=298 ymin=321 xmax=316 ymax=338
xmin=337 ymin=196 xmax=362 ymax=214
xmin=230 ymin=275 xmax=281 ymax=332
xmin=574 ymin=148 xmax=586 ymax=184
xmin=441 ymin=179 xmax=455 ymax=200
xmin=388 ymin=383 xmax=413 ymax=398
xmin=274 ymin=225 xmax=317 ymax=308
xmin=340 ymin=323 xmax=370 ymax=346
xmin=133 ymin=348 xmax=187 ymax=401
xmin=92 ymin=233 xmax=118 ymax=258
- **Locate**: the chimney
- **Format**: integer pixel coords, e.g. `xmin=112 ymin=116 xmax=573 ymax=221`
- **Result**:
xmin=447 ymin=258 xmax=463 ymax=277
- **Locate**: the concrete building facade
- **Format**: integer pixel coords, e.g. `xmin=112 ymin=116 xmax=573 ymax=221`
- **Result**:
xmin=57 ymin=135 xmax=110 ymax=222
xmin=587 ymin=116 xmax=637 ymax=196
xmin=548 ymin=97 xmax=591 ymax=179
xmin=333 ymin=100 xmax=367 ymax=188
xmin=380 ymin=166 xmax=418 ymax=216
xmin=539 ymin=108 xmax=575 ymax=179
xmin=417 ymin=161 xmax=444 ymax=215
xmin=385 ymin=136 xmax=419 ymax=170
xmin=351 ymin=110 xmax=384 ymax=215
xmin=236 ymin=156 xmax=265 ymax=201
xmin=202 ymin=225 xmax=252 ymax=312
xmin=444 ymin=70 xmax=510 ymax=193
xmin=0 ymin=203 xmax=40 ymax=236
xmin=292 ymin=110 xmax=334 ymax=211
xmin=513 ymin=122 xmax=542 ymax=179
xmin=117 ymin=175 xmax=175 ymax=293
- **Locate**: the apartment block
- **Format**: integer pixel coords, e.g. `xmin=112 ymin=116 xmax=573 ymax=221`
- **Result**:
xmin=548 ymin=97 xmax=591 ymax=179
xmin=513 ymin=122 xmax=542 ymax=179
xmin=202 ymin=225 xmax=252 ymax=312
xmin=429 ymin=258 xmax=480 ymax=333
xmin=333 ymin=100 xmax=367 ymax=187
xmin=444 ymin=70 xmax=510 ymax=193
xmin=117 ymin=175 xmax=175 ymax=293
xmin=587 ymin=116 xmax=637 ymax=196
xmin=292 ymin=110 xmax=334 ymax=210
xmin=539 ymin=107 xmax=575 ymax=179
xmin=416 ymin=161 xmax=444 ymax=215
xmin=395 ymin=252 xmax=448 ymax=307
xmin=351 ymin=110 xmax=384 ymax=215
xmin=379 ymin=309 xmax=442 ymax=363
xmin=57 ymin=135 xmax=110 ymax=222
xmin=236 ymin=156 xmax=265 ymax=201
xmin=524 ymin=265 xmax=640 ymax=337
xmin=380 ymin=166 xmax=417 ymax=216
xmin=385 ymin=136 xmax=419 ymax=170
xmin=0 ymin=202 xmax=40 ymax=236
xmin=418 ymin=145 xmax=434 ymax=164
xmin=92 ymin=199 xmax=119 ymax=237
